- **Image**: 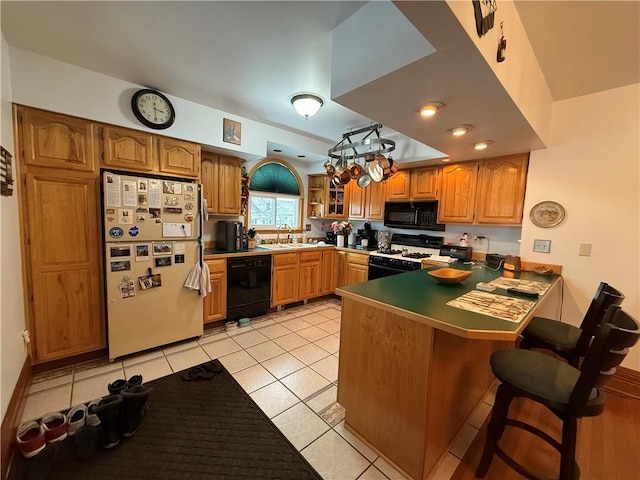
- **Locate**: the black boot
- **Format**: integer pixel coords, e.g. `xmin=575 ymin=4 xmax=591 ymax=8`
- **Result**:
xmin=120 ymin=384 xmax=153 ymax=437
xmin=88 ymin=394 xmax=123 ymax=448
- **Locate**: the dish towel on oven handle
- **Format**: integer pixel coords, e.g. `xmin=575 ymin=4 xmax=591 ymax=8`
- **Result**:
xmin=184 ymin=261 xmax=211 ymax=297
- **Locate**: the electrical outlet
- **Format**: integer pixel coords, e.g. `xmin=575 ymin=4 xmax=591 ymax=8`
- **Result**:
xmin=472 ymin=235 xmax=486 ymax=245
xmin=305 ymin=224 xmax=311 ymax=232
xmin=533 ymin=239 xmax=551 ymax=253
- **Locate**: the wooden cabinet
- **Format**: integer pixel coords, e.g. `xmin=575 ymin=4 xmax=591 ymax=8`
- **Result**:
xmin=385 ymin=170 xmax=411 ymax=200
xmin=307 ymin=174 xmax=325 ymax=219
xmin=298 ymin=251 xmax=322 ymax=300
xmin=319 ymin=249 xmax=336 ymax=295
xmin=410 ymin=166 xmax=439 ymax=199
xmin=271 ymin=253 xmax=299 ymax=306
xmin=100 ymin=125 xmax=155 ymax=172
xmin=201 ymin=152 xmax=242 ymax=215
xmin=325 ymin=179 xmax=349 ymax=218
xmin=335 ymin=251 xmax=349 ymax=289
xmin=438 ymin=162 xmax=479 ymax=224
xmin=203 ymin=259 xmax=226 ymax=324
xmin=17 ymin=107 xmax=97 ymax=172
xmin=474 ymin=154 xmax=529 ymax=224
xmin=348 ymin=179 xmax=385 ymax=220
xmin=158 ymin=137 xmax=200 ymax=178
xmin=346 ymin=251 xmax=369 ymax=286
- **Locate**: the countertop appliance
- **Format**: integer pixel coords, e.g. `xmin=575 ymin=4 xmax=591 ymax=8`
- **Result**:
xmin=227 ymin=255 xmax=271 ymax=321
xmin=383 ymin=201 xmax=445 ymax=231
xmin=356 ymin=228 xmax=378 ymax=247
xmin=325 ymin=231 xmax=336 ymax=245
xmin=439 ymin=245 xmax=473 ymax=261
xmin=368 ymin=233 xmax=449 ymax=280
xmin=102 ymin=171 xmax=204 ymax=360
xmin=216 ymin=220 xmax=244 ymax=251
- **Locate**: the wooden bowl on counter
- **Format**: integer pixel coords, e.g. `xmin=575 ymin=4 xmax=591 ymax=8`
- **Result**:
xmin=427 ymin=268 xmax=473 ymax=284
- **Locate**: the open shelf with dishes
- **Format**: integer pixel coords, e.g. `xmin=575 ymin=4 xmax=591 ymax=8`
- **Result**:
xmin=307 ymin=174 xmax=325 ymax=219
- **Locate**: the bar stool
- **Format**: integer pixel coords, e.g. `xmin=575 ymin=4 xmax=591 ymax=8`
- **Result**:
xmin=476 ymin=305 xmax=639 ymax=480
xmin=519 ymin=282 xmax=624 ymax=366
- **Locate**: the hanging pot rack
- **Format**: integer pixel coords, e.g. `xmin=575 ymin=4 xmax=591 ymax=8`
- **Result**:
xmin=327 ymin=123 xmax=396 ymax=161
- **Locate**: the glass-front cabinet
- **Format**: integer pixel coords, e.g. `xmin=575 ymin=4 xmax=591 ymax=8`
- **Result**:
xmin=325 ymin=178 xmax=349 ymax=219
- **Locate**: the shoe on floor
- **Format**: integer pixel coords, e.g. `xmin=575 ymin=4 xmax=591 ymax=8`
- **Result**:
xmin=89 ymin=394 xmax=122 ymax=448
xmin=108 ymin=374 xmax=143 ymax=394
xmin=41 ymin=412 xmax=68 ymax=443
xmin=67 ymin=404 xmax=87 ymax=437
xmin=85 ymin=398 xmax=102 ymax=427
xmin=202 ymin=360 xmax=224 ymax=374
xmin=181 ymin=366 xmax=214 ymax=381
xmin=16 ymin=421 xmax=46 ymax=458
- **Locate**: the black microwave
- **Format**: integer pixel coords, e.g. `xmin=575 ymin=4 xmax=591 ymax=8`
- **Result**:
xmin=383 ymin=201 xmax=445 ymax=231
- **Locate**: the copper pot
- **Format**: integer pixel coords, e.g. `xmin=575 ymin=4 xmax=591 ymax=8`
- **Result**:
xmin=347 ymin=162 xmax=363 ymax=179
xmin=376 ymin=153 xmax=392 ymax=181
xmin=324 ymin=159 xmax=336 ymax=177
xmin=334 ymin=169 xmax=351 ymax=185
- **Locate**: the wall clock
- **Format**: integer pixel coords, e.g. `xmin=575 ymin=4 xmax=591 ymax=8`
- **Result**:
xmin=529 ymin=201 xmax=565 ymax=228
xmin=131 ymin=89 xmax=175 ymax=130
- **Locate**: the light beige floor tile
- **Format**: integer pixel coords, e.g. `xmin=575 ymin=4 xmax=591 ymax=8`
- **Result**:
xmin=467 ymin=401 xmax=492 ymax=429
xmin=306 ymin=303 xmax=330 ymax=312
xmin=28 ymin=371 xmax=73 ymax=395
xmin=305 ymin=386 xmax=337 ymax=413
xmin=314 ymin=335 xmax=340 ymax=354
xmin=201 ymin=337 xmax=242 ymax=359
xmin=232 ymin=364 xmax=276 ymax=393
xmin=21 ymin=384 xmax=72 ymax=423
xmin=359 ymin=465 xmax=389 ymax=480
xmin=290 ymin=343 xmax=330 ymax=365
xmin=232 ymin=330 xmax=269 ymax=349
xmin=320 ymin=308 xmax=342 ymax=320
xmin=71 ymin=370 xmax=124 ymax=406
xmin=310 ymin=355 xmax=339 ymax=383
xmin=250 ymin=317 xmax=275 ymax=328
xmin=254 ymin=323 xmax=291 ymax=340
xmin=374 ymin=457 xmax=406 ymax=480
xmin=219 ymin=350 xmax=257 ymax=374
xmin=121 ymin=349 xmax=164 ymax=367
xmin=281 ymin=367 xmax=331 ymax=400
xmin=297 ymin=325 xmax=330 ymax=342
xmin=271 ymin=312 xmax=297 ymax=323
xmin=165 ymin=347 xmax=210 ymax=373
xmin=162 ymin=339 xmax=201 ymax=355
xmin=272 ymin=402 xmax=329 ymax=450
xmin=197 ymin=331 xmax=228 ymax=345
xmin=74 ymin=359 xmax=123 ymax=381
xmin=280 ymin=317 xmax=313 ymax=332
xmin=316 ymin=319 xmax=341 ymax=334
xmin=430 ymin=453 xmax=461 ymax=480
xmin=246 ymin=340 xmax=286 ymax=363
xmin=124 ymin=357 xmax=172 ymax=383
xmin=31 ymin=366 xmax=73 ymax=384
xmin=334 ymin=420 xmax=378 ymax=462
xmin=273 ymin=332 xmax=309 ymax=351
xmin=450 ymin=423 xmax=479 ymax=459
xmin=250 ymin=381 xmax=300 ymax=418
xmin=261 ymin=353 xmax=306 ymax=379
xmin=301 ymin=429 xmax=369 ymax=480
xmin=298 ymin=311 xmax=331 ymax=325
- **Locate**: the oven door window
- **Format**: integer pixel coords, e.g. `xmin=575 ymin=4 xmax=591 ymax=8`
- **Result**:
xmin=368 ymin=263 xmax=413 ymax=280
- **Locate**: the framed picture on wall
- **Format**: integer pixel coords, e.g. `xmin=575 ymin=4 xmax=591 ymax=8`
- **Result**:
xmin=223 ymin=118 xmax=241 ymax=145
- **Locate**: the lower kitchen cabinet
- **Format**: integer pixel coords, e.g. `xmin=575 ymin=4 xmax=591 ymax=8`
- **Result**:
xmin=298 ymin=251 xmax=322 ymax=300
xmin=319 ymin=250 xmax=336 ymax=295
xmin=271 ymin=253 xmax=299 ymax=306
xmin=336 ymin=250 xmax=369 ymax=288
xmin=203 ymin=259 xmax=226 ymax=324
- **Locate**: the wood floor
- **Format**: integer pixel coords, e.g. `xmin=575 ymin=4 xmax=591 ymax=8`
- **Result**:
xmin=451 ymin=391 xmax=640 ymax=480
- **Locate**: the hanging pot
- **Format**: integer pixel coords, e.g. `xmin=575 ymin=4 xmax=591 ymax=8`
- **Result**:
xmin=366 ymin=158 xmax=383 ymax=182
xmin=376 ymin=153 xmax=392 ymax=182
xmin=347 ymin=162 xmax=363 ymax=179
xmin=334 ymin=169 xmax=351 ymax=185
xmin=324 ymin=159 xmax=336 ymax=177
xmin=356 ymin=170 xmax=372 ymax=188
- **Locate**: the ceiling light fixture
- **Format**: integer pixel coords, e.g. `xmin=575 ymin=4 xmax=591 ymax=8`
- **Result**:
xmin=290 ymin=93 xmax=324 ymax=119
xmin=448 ymin=125 xmax=474 ymax=136
xmin=419 ymin=102 xmax=445 ymax=117
xmin=472 ymin=140 xmax=494 ymax=150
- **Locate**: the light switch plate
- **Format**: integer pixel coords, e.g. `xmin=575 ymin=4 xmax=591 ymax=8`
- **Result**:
xmin=533 ymin=239 xmax=551 ymax=253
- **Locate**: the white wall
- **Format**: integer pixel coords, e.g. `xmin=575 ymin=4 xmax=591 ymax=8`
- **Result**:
xmin=522 ymin=83 xmax=640 ymax=370
xmin=0 ymin=32 xmax=28 ymax=419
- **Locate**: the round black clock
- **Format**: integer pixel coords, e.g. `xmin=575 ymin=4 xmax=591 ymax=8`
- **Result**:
xmin=131 ymin=89 xmax=175 ymax=130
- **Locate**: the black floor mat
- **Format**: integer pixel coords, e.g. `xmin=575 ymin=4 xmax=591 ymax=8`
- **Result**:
xmin=10 ymin=362 xmax=323 ymax=480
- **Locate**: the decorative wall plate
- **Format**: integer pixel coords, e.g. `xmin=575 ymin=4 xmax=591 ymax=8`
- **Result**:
xmin=529 ymin=201 xmax=565 ymax=228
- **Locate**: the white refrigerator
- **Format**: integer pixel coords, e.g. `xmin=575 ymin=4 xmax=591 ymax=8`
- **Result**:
xmin=102 ymin=171 xmax=204 ymax=359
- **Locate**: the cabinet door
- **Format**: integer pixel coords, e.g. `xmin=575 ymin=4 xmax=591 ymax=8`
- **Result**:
xmin=325 ymin=180 xmax=349 ymax=218
xmin=18 ymin=107 xmax=97 ymax=172
xmin=475 ymin=154 xmax=529 ymax=224
xmin=438 ymin=162 xmax=478 ymax=224
xmin=385 ymin=170 xmax=410 ymax=200
xmin=299 ymin=251 xmax=322 ymax=300
xmin=158 ymin=137 xmax=201 ymax=178
xmin=271 ymin=253 xmax=299 ymax=306
xmin=100 ymin=125 xmax=155 ymax=172
xmin=335 ymin=251 xmax=348 ymax=288
xmin=201 ymin=153 xmax=219 ymax=214
xmin=25 ymin=172 xmax=105 ymax=362
xmin=410 ymin=167 xmax=439 ymax=199
xmin=347 ymin=182 xmax=366 ymax=219
xmin=366 ymin=180 xmax=386 ymax=220
xmin=320 ymin=250 xmax=336 ymax=295
xmin=218 ymin=155 xmax=241 ymax=214
xmin=346 ymin=252 xmax=369 ymax=286
xmin=203 ymin=260 xmax=226 ymax=323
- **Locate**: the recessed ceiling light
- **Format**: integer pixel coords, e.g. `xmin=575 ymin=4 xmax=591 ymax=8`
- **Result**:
xmin=418 ymin=102 xmax=445 ymax=117
xmin=441 ymin=158 xmax=452 ymax=162
xmin=273 ymin=149 xmax=282 ymax=153
xmin=472 ymin=140 xmax=494 ymax=150
xmin=448 ymin=125 xmax=473 ymax=136
xmin=297 ymin=155 xmax=306 ymax=158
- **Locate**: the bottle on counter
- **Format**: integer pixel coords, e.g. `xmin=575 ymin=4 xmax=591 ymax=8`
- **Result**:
xmin=292 ymin=233 xmax=298 ymax=243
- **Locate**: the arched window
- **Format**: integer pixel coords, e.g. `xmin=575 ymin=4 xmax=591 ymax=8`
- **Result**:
xmin=248 ymin=160 xmax=303 ymax=229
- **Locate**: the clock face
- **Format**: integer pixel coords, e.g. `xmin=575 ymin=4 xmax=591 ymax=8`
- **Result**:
xmin=131 ymin=89 xmax=175 ymax=129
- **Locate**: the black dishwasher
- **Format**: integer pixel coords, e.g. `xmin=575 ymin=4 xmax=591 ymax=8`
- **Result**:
xmin=227 ymin=255 xmax=271 ymax=322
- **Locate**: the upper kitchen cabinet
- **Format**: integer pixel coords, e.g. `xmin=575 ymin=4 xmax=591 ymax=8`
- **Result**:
xmin=348 ymin=179 xmax=385 ymax=220
xmin=474 ymin=153 xmax=529 ymax=225
xmin=100 ymin=125 xmax=155 ymax=172
xmin=325 ymin=179 xmax=349 ymax=219
xmin=158 ymin=137 xmax=201 ymax=178
xmin=385 ymin=170 xmax=411 ymax=200
xmin=307 ymin=174 xmax=325 ymax=219
xmin=201 ymin=153 xmax=242 ymax=215
xmin=438 ymin=162 xmax=478 ymax=224
xmin=410 ymin=166 xmax=439 ymax=199
xmin=16 ymin=106 xmax=98 ymax=172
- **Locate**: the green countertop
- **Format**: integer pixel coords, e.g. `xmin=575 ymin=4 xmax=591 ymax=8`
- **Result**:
xmin=336 ymin=264 xmax=560 ymax=340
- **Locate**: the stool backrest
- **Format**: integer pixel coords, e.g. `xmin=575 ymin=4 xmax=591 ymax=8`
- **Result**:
xmin=570 ymin=306 xmax=639 ymax=412
xmin=575 ymin=284 xmax=625 ymax=356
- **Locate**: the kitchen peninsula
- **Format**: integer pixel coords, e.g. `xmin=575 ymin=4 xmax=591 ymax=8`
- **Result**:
xmin=335 ymin=266 xmax=561 ymax=480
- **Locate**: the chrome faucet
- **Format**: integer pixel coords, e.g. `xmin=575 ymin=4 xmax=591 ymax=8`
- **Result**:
xmin=276 ymin=223 xmax=291 ymax=244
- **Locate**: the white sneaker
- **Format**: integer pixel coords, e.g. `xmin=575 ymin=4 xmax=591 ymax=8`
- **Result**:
xmin=67 ymin=404 xmax=87 ymax=436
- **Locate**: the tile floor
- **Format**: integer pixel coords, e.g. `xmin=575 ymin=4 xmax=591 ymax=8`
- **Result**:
xmin=22 ymin=298 xmax=497 ymax=480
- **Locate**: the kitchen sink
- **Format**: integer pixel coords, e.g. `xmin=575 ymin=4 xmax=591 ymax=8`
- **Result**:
xmin=257 ymin=243 xmax=319 ymax=250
